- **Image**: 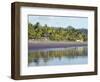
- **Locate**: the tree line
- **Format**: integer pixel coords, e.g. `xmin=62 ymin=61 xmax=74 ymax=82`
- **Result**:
xmin=28 ymin=22 xmax=87 ymax=41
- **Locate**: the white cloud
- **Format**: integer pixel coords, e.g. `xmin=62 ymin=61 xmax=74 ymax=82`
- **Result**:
xmin=67 ymin=17 xmax=78 ymax=20
xmin=47 ymin=16 xmax=55 ymax=19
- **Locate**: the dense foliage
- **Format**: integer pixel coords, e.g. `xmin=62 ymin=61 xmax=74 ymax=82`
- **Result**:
xmin=28 ymin=22 xmax=87 ymax=41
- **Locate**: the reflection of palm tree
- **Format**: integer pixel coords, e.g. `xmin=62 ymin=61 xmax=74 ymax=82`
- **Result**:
xmin=43 ymin=58 xmax=49 ymax=64
xmin=33 ymin=59 xmax=39 ymax=66
xmin=28 ymin=46 xmax=87 ymax=65
xmin=58 ymin=56 xmax=62 ymax=61
xmin=42 ymin=51 xmax=49 ymax=64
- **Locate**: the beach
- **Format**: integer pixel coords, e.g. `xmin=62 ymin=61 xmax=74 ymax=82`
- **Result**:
xmin=28 ymin=40 xmax=87 ymax=50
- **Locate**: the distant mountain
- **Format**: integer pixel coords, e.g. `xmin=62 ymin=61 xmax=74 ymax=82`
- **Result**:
xmin=78 ymin=28 xmax=88 ymax=35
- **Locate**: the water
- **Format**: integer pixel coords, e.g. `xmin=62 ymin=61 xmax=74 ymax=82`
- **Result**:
xmin=28 ymin=46 xmax=88 ymax=66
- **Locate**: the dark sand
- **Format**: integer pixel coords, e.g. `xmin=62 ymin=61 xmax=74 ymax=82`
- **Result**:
xmin=28 ymin=41 xmax=87 ymax=50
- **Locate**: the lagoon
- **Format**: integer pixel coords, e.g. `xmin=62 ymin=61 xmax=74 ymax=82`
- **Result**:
xmin=28 ymin=46 xmax=88 ymax=66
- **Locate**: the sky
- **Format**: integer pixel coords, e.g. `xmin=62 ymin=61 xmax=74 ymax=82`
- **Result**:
xmin=28 ymin=15 xmax=88 ymax=29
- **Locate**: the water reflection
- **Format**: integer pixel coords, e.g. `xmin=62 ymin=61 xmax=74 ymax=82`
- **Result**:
xmin=28 ymin=46 xmax=88 ymax=66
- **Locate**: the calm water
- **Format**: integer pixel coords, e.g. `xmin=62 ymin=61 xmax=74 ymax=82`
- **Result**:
xmin=28 ymin=46 xmax=88 ymax=66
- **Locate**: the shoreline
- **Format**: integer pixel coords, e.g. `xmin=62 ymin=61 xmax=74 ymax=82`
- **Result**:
xmin=28 ymin=40 xmax=87 ymax=50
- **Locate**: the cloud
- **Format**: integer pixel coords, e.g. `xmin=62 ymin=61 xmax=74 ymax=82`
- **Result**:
xmin=67 ymin=17 xmax=78 ymax=20
xmin=47 ymin=16 xmax=55 ymax=19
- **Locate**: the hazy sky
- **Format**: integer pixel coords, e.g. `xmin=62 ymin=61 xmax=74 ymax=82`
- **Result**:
xmin=28 ymin=15 xmax=88 ymax=29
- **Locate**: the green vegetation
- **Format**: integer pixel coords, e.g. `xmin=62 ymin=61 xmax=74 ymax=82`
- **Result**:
xmin=28 ymin=22 xmax=87 ymax=41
